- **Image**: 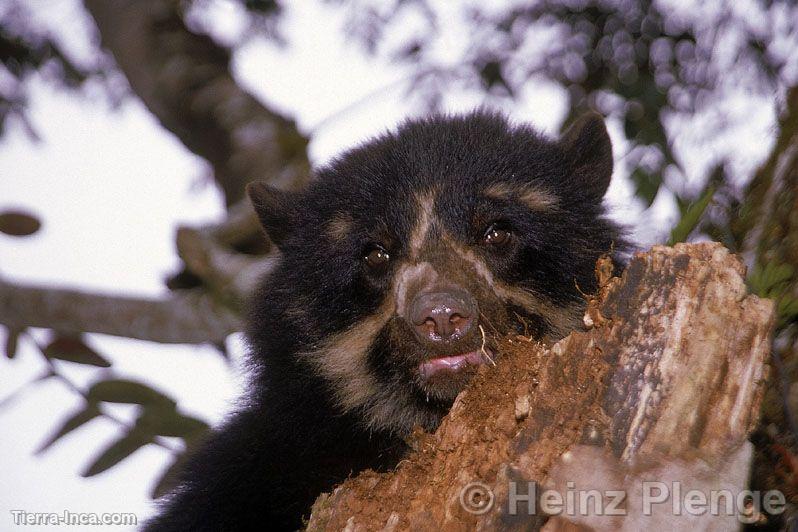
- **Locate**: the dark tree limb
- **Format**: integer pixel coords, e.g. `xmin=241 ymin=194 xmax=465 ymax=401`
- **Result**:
xmin=0 ymin=201 xmax=282 ymax=345
xmin=83 ymin=0 xmax=310 ymax=206
xmin=0 ymin=280 xmax=240 ymax=344
xmin=174 ymin=213 xmax=278 ymax=308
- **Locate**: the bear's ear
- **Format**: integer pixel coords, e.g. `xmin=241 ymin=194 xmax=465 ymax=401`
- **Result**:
xmin=560 ymin=112 xmax=613 ymax=201
xmin=246 ymin=181 xmax=297 ymax=248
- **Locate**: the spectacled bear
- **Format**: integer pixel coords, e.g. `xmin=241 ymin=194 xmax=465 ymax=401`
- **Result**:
xmin=145 ymin=110 xmax=625 ymax=531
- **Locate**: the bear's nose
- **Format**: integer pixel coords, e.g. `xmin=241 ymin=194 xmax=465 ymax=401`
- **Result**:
xmin=410 ymin=290 xmax=477 ymax=342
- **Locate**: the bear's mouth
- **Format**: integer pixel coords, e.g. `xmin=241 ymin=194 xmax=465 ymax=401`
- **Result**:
xmin=418 ymin=349 xmax=492 ymax=380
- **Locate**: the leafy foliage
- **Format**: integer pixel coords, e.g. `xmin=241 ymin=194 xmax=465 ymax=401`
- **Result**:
xmin=330 ymin=0 xmax=797 ymax=239
xmin=0 ymin=2 xmax=103 ymax=139
xmin=81 ymin=427 xmax=153 ymax=477
xmin=43 ymin=336 xmax=111 ymax=367
xmin=34 ymin=371 xmax=209 ymax=481
xmin=87 ymin=379 xmax=176 ymax=408
xmin=667 ymin=182 xmax=716 ymax=245
xmin=36 ymin=404 xmax=102 ymax=454
xmin=0 ymin=329 xmax=212 ymax=484
xmin=77 ymin=386 xmax=209 ymax=478
xmin=749 ymin=261 xmax=798 ymax=328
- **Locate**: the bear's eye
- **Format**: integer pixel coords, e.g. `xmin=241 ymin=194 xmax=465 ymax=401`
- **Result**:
xmin=364 ymin=245 xmax=390 ymax=268
xmin=483 ymin=224 xmax=512 ymax=246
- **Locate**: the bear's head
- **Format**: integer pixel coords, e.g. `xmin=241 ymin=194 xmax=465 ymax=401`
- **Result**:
xmin=247 ymin=110 xmax=624 ymax=434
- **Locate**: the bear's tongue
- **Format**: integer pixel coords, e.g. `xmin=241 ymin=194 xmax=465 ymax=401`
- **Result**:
xmin=419 ymin=350 xmax=486 ymax=380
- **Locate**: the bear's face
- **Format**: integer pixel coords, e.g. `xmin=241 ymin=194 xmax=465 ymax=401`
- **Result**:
xmin=247 ymin=111 xmax=622 ymax=434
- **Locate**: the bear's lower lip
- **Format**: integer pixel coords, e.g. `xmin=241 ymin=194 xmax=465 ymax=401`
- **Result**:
xmin=418 ymin=350 xmax=488 ymax=380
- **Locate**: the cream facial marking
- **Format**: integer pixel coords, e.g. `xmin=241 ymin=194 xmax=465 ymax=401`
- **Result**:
xmin=408 ymin=192 xmax=437 ymax=259
xmin=300 ymin=296 xmax=395 ymax=414
xmin=449 ymin=240 xmax=582 ymax=339
xmin=308 ymin=191 xmax=444 ymax=409
xmin=300 ymin=279 xmax=443 ymax=433
xmin=325 ymin=212 xmax=353 ymax=242
xmin=301 ymin=258 xmax=442 ymax=415
xmin=393 ymin=261 xmax=439 ymax=319
xmin=484 ymin=182 xmax=560 ymax=211
xmin=447 ymin=239 xmax=498 ymax=290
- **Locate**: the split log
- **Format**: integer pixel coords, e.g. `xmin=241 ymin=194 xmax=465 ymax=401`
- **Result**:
xmin=306 ymin=242 xmax=776 ymax=531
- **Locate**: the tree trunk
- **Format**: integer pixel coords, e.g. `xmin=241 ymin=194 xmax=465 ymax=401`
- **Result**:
xmin=306 ymin=243 xmax=774 ymax=531
xmin=731 ymin=86 xmax=798 ymax=513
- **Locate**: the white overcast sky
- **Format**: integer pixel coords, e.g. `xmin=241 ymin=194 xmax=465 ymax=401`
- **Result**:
xmin=0 ymin=1 xmax=780 ymax=530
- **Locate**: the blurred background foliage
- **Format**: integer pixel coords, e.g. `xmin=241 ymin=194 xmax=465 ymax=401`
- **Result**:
xmin=2 ymin=0 xmax=798 ymax=525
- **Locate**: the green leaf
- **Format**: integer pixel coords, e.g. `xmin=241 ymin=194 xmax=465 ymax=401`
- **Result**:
xmin=5 ymin=328 xmax=23 ymax=359
xmin=150 ymin=451 xmax=191 ymax=499
xmin=87 ymin=379 xmax=176 ymax=408
xmin=243 ymin=0 xmax=280 ymax=15
xmin=777 ymin=296 xmax=798 ymax=325
xmin=674 ymin=194 xmax=689 ymax=216
xmin=163 ymin=413 xmax=208 ymax=438
xmin=668 ymin=185 xmax=716 ymax=245
xmin=138 ymin=409 xmax=209 ymax=439
xmin=747 ymin=264 xmax=768 ymax=297
xmin=765 ymin=264 xmax=795 ymax=290
xmin=36 ymin=404 xmax=101 ymax=454
xmin=43 ymin=336 xmax=111 ymax=367
xmin=0 ymin=210 xmax=41 ymax=237
xmin=748 ymin=262 xmax=795 ymax=298
xmin=630 ymin=167 xmax=661 ymax=207
xmin=81 ymin=428 xmax=152 ymax=477
xmin=477 ymin=59 xmax=513 ymax=96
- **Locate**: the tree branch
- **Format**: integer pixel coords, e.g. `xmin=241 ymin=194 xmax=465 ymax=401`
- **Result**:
xmin=83 ymin=0 xmax=310 ymax=206
xmin=173 ymin=199 xmax=279 ymax=306
xmin=0 ymin=280 xmax=241 ymax=344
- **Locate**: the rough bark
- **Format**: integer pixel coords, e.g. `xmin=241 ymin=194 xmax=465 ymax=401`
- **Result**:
xmin=83 ymin=0 xmax=310 ymax=207
xmin=0 ymin=279 xmax=240 ymax=344
xmin=306 ymin=243 xmax=774 ymax=531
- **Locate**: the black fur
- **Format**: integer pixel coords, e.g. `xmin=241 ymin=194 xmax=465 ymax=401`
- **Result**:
xmin=145 ymin=110 xmax=626 ymax=531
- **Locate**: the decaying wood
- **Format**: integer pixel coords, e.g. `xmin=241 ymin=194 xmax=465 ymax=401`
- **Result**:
xmin=306 ymin=242 xmax=775 ymax=531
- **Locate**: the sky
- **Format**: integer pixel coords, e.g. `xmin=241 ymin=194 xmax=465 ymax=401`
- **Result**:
xmin=0 ymin=1 xmax=781 ymax=530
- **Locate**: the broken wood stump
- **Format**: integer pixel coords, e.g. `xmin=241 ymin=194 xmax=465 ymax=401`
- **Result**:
xmin=306 ymin=242 xmax=775 ymax=531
